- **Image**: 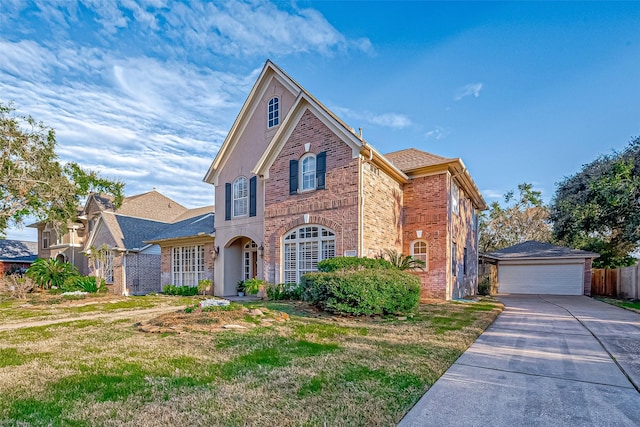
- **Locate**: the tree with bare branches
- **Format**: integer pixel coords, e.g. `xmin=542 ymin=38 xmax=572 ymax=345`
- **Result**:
xmin=0 ymin=102 xmax=124 ymax=237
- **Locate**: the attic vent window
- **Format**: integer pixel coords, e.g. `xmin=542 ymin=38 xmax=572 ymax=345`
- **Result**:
xmin=268 ymin=97 xmax=279 ymax=128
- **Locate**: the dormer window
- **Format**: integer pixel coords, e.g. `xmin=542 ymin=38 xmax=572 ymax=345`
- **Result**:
xmin=268 ymin=97 xmax=279 ymax=128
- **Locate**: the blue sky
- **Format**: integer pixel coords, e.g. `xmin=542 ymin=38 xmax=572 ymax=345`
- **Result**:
xmin=2 ymin=1 xmax=639 ymax=242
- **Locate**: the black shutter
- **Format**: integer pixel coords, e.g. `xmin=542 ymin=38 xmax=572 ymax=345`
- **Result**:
xmin=249 ymin=176 xmax=257 ymax=217
xmin=316 ymin=151 xmax=326 ymax=190
xmin=225 ymin=183 xmax=231 ymax=220
xmin=289 ymin=159 xmax=298 ymax=195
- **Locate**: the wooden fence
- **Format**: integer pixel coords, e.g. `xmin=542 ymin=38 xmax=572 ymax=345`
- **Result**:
xmin=592 ymin=265 xmax=639 ymax=299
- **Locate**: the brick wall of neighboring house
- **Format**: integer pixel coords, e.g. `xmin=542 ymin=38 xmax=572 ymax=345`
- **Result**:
xmin=361 ymin=161 xmax=403 ymax=258
xmin=402 ymin=173 xmax=449 ymax=300
xmin=263 ymin=110 xmax=360 ymax=284
xmin=451 ymin=184 xmax=479 ymax=298
xmin=126 ymin=253 xmax=162 ymax=295
xmin=158 ymin=241 xmax=215 ymax=289
xmin=583 ymin=257 xmax=592 ymax=296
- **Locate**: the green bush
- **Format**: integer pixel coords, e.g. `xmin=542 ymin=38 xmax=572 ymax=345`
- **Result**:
xmin=163 ymin=284 xmax=198 ymax=296
xmin=478 ymin=276 xmax=491 ymax=296
xmin=243 ymin=278 xmax=264 ymax=295
xmin=61 ymin=276 xmax=104 ymax=293
xmin=301 ymin=269 xmax=421 ymax=316
xmin=317 ymin=257 xmax=393 ymax=273
xmin=266 ymin=283 xmax=302 ymax=301
xmin=26 ymin=258 xmax=78 ymax=289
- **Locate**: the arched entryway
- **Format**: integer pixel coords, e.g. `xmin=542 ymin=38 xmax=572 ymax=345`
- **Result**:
xmin=221 ymin=236 xmax=261 ymax=296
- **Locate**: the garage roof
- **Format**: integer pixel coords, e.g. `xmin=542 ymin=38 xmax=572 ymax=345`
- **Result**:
xmin=483 ymin=240 xmax=600 ymax=260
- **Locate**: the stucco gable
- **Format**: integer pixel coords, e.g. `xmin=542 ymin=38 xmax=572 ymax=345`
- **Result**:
xmin=203 ymin=60 xmax=302 ymax=186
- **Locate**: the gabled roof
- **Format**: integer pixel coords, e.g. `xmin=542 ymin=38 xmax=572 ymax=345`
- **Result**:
xmin=203 ymin=60 xmax=302 ymax=186
xmin=204 ymin=60 xmax=408 ymax=185
xmin=145 ymin=213 xmax=215 ymax=244
xmin=97 ymin=212 xmax=169 ymax=251
xmin=171 ymin=206 xmax=215 ymax=223
xmin=252 ymin=91 xmax=408 ymax=183
xmin=483 ymin=241 xmax=600 ymax=260
xmin=116 ymin=190 xmax=188 ymax=222
xmin=0 ymin=240 xmax=38 ymax=263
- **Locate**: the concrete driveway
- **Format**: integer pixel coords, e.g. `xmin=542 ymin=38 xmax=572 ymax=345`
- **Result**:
xmin=398 ymin=295 xmax=640 ymax=426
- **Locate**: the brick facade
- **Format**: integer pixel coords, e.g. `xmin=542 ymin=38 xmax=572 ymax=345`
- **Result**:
xmin=361 ymin=161 xmax=403 ymax=257
xmin=263 ymin=110 xmax=359 ymax=284
xmin=401 ymin=174 xmax=449 ymax=299
xmin=207 ymin=61 xmax=486 ymax=299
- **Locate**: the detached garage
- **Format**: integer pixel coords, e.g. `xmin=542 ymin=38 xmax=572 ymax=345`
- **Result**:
xmin=483 ymin=241 xmax=599 ymax=296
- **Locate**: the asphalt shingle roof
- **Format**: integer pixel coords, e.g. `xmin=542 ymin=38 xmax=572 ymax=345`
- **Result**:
xmin=384 ymin=148 xmax=454 ymax=172
xmin=100 ymin=212 xmax=170 ymax=250
xmin=484 ymin=241 xmax=600 ymax=259
xmin=146 ymin=213 xmax=215 ymax=242
xmin=0 ymin=240 xmax=38 ymax=262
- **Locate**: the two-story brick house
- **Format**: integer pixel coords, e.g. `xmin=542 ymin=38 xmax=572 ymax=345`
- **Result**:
xmin=204 ymin=60 xmax=487 ymax=300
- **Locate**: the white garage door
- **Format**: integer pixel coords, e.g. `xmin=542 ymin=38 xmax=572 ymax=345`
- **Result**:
xmin=499 ymin=262 xmax=584 ymax=295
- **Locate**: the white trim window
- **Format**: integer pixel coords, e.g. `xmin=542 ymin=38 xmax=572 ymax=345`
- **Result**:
xmin=451 ymin=181 xmax=460 ymax=215
xmin=244 ymin=241 xmax=258 ymax=280
xmin=268 ymin=97 xmax=279 ymax=128
xmin=233 ymin=177 xmax=248 ymax=217
xmin=172 ymin=245 xmax=205 ymax=286
xmin=411 ymin=240 xmax=428 ymax=270
xmin=283 ymin=225 xmax=335 ymax=284
xmin=104 ymin=251 xmax=114 ymax=284
xmin=300 ymin=154 xmax=316 ymax=191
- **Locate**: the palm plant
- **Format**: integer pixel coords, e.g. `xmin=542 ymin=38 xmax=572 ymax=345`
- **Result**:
xmin=26 ymin=258 xmax=78 ymax=289
xmin=381 ymin=249 xmax=426 ymax=271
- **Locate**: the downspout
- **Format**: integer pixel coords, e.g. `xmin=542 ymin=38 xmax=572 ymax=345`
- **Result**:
xmin=122 ymin=251 xmax=129 ymax=296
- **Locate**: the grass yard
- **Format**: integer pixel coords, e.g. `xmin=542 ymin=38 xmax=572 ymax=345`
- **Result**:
xmin=0 ymin=294 xmax=503 ymax=426
xmin=597 ymin=297 xmax=640 ymax=313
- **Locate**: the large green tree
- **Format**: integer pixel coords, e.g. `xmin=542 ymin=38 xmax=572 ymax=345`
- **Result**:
xmin=550 ymin=137 xmax=640 ymax=267
xmin=0 ymin=102 xmax=124 ymax=237
xmin=479 ymin=183 xmax=552 ymax=253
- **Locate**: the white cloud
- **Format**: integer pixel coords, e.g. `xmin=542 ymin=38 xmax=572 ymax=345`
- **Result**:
xmin=454 ymin=82 xmax=483 ymax=101
xmin=482 ymin=189 xmax=504 ymax=200
xmin=424 ymin=126 xmax=450 ymax=140
xmin=332 ymin=106 xmax=412 ymax=130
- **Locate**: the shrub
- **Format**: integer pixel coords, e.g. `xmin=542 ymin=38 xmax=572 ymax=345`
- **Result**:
xmin=163 ymin=284 xmax=198 ymax=296
xmin=61 ymin=276 xmax=104 ymax=293
xmin=301 ymin=269 xmax=421 ymax=316
xmin=2 ymin=275 xmax=35 ymax=299
xmin=379 ymin=249 xmax=426 ymax=270
xmin=26 ymin=258 xmax=78 ymax=289
xmin=198 ymin=279 xmax=213 ymax=295
xmin=266 ymin=283 xmax=302 ymax=301
xmin=478 ymin=276 xmax=491 ymax=296
xmin=317 ymin=257 xmax=393 ymax=273
xmin=243 ymin=278 xmax=264 ymax=295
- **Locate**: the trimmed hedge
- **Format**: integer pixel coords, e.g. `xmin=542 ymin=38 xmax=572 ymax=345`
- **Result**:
xmin=317 ymin=256 xmax=393 ymax=272
xmin=163 ymin=284 xmax=198 ymax=296
xmin=300 ymin=269 xmax=421 ymax=316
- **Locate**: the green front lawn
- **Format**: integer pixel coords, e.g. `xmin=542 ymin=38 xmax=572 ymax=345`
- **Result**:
xmin=597 ymin=297 xmax=640 ymax=312
xmin=0 ymin=295 xmax=502 ymax=426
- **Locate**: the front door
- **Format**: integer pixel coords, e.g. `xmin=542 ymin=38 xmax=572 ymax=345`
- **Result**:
xmin=243 ymin=241 xmax=258 ymax=280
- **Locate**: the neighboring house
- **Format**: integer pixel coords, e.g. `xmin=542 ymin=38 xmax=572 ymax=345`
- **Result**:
xmin=482 ymin=241 xmax=600 ymax=296
xmin=29 ymin=190 xmax=214 ymax=295
xmin=0 ymin=240 xmax=37 ymax=276
xmin=145 ymin=210 xmax=215 ymax=291
xmin=203 ymin=60 xmax=487 ymax=300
